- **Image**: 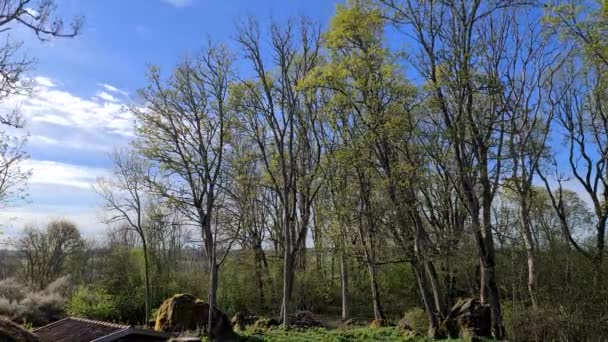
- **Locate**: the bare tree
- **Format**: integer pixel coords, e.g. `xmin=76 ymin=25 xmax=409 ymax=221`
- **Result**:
xmin=538 ymin=60 xmax=608 ymax=282
xmin=234 ymin=17 xmax=324 ymax=325
xmin=95 ymin=149 xmax=153 ymax=324
xmin=134 ymin=43 xmax=234 ymax=336
xmin=17 ymin=219 xmax=83 ymax=290
xmin=500 ymin=18 xmax=568 ymax=308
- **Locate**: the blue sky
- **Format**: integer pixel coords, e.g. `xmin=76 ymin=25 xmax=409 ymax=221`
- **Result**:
xmin=0 ymin=0 xmax=342 ymax=239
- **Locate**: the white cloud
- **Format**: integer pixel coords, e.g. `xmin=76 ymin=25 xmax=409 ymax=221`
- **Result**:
xmin=22 ymin=160 xmax=108 ymax=190
xmin=100 ymin=83 xmax=129 ymax=97
xmin=161 ymin=0 xmax=193 ymax=8
xmin=34 ymin=76 xmax=55 ymax=88
xmin=0 ymin=78 xmax=135 ymax=138
xmin=29 ymin=135 xmax=113 ymax=152
xmin=96 ymin=91 xmax=119 ymax=102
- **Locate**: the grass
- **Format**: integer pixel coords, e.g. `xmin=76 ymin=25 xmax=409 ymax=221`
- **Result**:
xmin=235 ymin=327 xmax=452 ymax=342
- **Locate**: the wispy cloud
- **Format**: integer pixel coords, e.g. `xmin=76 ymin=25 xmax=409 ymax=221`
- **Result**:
xmin=34 ymin=76 xmax=56 ymax=88
xmin=161 ymin=0 xmax=193 ymax=8
xmin=22 ymin=160 xmax=108 ymax=190
xmin=0 ymin=75 xmax=138 ymax=237
xmin=95 ymin=91 xmax=119 ymax=103
xmin=100 ymin=83 xmax=129 ymax=97
xmin=0 ymin=78 xmax=135 ymax=140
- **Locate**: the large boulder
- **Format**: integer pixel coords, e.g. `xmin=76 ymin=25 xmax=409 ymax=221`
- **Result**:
xmin=0 ymin=316 xmax=38 ymax=342
xmin=441 ymin=298 xmax=491 ymax=340
xmin=154 ymin=294 xmax=232 ymax=337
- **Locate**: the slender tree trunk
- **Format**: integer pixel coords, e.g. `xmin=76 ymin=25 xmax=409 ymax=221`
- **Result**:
xmin=424 ymin=260 xmax=446 ymax=318
xmin=340 ymin=251 xmax=350 ymax=321
xmin=594 ymin=220 xmax=606 ymax=286
xmin=520 ymin=194 xmax=538 ymax=308
xmin=412 ymin=258 xmax=441 ymax=337
xmin=366 ymin=257 xmax=385 ymax=321
xmin=254 ymin=247 xmax=265 ymax=311
xmin=482 ymin=184 xmax=504 ymax=340
xmin=142 ymin=241 xmax=151 ymax=325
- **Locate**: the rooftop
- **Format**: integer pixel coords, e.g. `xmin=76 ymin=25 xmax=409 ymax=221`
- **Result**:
xmin=34 ymin=317 xmax=173 ymax=342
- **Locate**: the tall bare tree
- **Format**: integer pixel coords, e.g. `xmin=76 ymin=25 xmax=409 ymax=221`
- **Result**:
xmin=95 ymin=149 xmax=153 ymax=324
xmin=234 ymin=17 xmax=324 ymax=325
xmin=134 ymin=43 xmax=234 ymax=336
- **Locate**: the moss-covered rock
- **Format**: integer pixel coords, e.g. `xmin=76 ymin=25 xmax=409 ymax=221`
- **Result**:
xmin=154 ymin=293 xmax=232 ymax=338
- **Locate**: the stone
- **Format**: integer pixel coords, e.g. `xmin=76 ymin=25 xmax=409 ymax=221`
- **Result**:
xmin=154 ymin=294 xmax=233 ymax=338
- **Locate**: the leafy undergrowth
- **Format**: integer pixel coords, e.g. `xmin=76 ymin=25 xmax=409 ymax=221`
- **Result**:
xmin=235 ymin=327 xmax=451 ymax=342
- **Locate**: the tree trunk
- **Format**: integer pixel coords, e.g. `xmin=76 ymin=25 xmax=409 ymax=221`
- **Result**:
xmin=207 ymin=256 xmax=219 ymax=337
xmin=594 ymin=220 xmax=606 ymax=286
xmin=412 ymin=259 xmax=441 ymax=337
xmin=482 ymin=184 xmax=504 ymax=339
xmin=366 ymin=256 xmax=385 ymax=321
xmin=254 ymin=247 xmax=266 ymax=311
xmin=142 ymin=241 xmax=151 ymax=325
xmin=424 ymin=260 xmax=446 ymax=318
xmin=340 ymin=251 xmax=350 ymax=321
xmin=520 ymin=194 xmax=538 ymax=308
xmin=280 ymin=250 xmax=294 ymax=326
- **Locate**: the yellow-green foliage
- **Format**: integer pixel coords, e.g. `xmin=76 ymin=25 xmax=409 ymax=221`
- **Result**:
xmin=67 ymin=286 xmax=119 ymax=322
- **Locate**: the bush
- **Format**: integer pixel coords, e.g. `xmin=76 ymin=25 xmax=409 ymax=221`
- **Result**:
xmin=66 ymin=286 xmax=119 ymax=322
xmin=0 ymin=278 xmax=27 ymax=302
xmin=503 ymin=303 xmax=608 ymax=342
xmin=19 ymin=291 xmax=66 ymax=325
xmin=44 ymin=276 xmax=73 ymax=297
xmin=0 ymin=297 xmax=22 ymax=317
xmin=0 ymin=277 xmax=70 ymax=326
xmin=403 ymin=308 xmax=428 ymax=335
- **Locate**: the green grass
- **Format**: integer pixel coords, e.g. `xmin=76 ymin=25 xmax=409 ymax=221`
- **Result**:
xmin=235 ymin=327 xmax=447 ymax=342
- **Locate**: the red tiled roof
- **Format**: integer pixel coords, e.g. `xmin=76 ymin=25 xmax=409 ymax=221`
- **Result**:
xmin=34 ymin=317 xmax=172 ymax=342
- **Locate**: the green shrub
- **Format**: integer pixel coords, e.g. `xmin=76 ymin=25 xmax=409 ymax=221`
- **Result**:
xmin=403 ymin=308 xmax=428 ymax=335
xmin=67 ymin=286 xmax=118 ymax=321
